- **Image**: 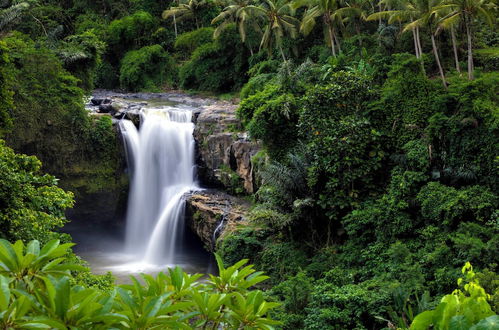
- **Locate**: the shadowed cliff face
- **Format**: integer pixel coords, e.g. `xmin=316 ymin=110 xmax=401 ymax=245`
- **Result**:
xmin=193 ymin=102 xmax=260 ymax=194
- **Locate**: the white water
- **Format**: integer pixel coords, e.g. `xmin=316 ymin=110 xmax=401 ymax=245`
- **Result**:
xmin=120 ymin=105 xmax=197 ymax=267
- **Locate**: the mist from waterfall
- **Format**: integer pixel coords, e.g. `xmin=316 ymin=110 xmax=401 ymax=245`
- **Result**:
xmin=119 ymin=106 xmax=196 ymax=265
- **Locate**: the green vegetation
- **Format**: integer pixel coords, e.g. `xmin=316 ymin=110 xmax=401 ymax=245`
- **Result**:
xmin=0 ymin=239 xmax=278 ymax=329
xmin=0 ymin=0 xmax=497 ymax=328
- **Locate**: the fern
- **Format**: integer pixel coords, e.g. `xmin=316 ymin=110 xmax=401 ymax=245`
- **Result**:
xmin=0 ymin=2 xmax=29 ymax=33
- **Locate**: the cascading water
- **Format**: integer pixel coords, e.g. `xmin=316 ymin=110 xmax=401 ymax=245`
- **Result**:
xmin=120 ymin=105 xmax=197 ymax=265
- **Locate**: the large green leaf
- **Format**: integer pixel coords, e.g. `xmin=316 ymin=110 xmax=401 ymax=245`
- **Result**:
xmin=450 ymin=315 xmax=472 ymax=330
xmin=410 ymin=310 xmax=435 ymax=330
xmin=470 ymin=315 xmax=499 ymax=330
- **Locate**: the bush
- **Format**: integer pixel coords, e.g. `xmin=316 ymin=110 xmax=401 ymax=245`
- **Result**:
xmin=417 ymin=182 xmax=497 ymax=227
xmin=179 ymin=24 xmax=249 ymax=92
xmin=2 ymin=33 xmax=90 ymax=174
xmin=120 ymin=45 xmax=176 ymax=91
xmin=0 ymin=140 xmax=73 ymax=243
xmin=304 ymin=280 xmax=391 ymax=329
xmin=256 ymin=241 xmax=308 ymax=284
xmin=174 ymin=27 xmax=214 ymax=59
xmin=218 ymin=227 xmax=267 ymax=266
xmin=0 ymin=41 xmax=13 ymax=135
xmin=57 ymin=30 xmax=106 ymax=91
xmin=247 ymin=92 xmax=300 ymax=158
xmin=107 ymin=11 xmax=158 ymax=61
xmin=371 ymin=53 xmax=446 ymax=146
xmin=240 ymin=73 xmax=274 ymax=99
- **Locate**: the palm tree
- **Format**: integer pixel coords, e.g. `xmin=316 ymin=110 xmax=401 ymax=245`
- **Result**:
xmin=433 ymin=4 xmax=461 ymax=73
xmin=244 ymin=0 xmax=299 ymax=61
xmin=211 ymin=0 xmax=259 ymax=54
xmin=163 ymin=0 xmax=210 ymax=30
xmin=0 ymin=1 xmax=30 ymax=36
xmin=367 ymin=0 xmax=424 ymax=59
xmin=294 ymin=0 xmax=345 ymax=57
xmin=335 ymin=0 xmax=372 ymax=39
xmin=368 ymin=0 xmax=449 ymax=89
xmin=434 ymin=0 xmax=497 ymax=80
xmin=212 ymin=0 xmax=252 ymax=39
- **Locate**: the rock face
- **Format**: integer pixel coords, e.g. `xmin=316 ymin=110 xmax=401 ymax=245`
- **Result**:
xmin=185 ymin=190 xmax=250 ymax=251
xmin=194 ymin=103 xmax=260 ymax=194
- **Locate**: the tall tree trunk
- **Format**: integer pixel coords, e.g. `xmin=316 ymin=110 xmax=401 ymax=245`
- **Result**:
xmin=328 ymin=23 xmax=337 ymax=57
xmin=279 ymin=44 xmax=286 ymax=62
xmin=416 ymin=26 xmax=423 ymax=57
xmin=355 ymin=23 xmax=362 ymax=46
xmin=416 ymin=26 xmax=425 ymax=73
xmin=173 ymin=14 xmax=178 ymax=37
xmin=431 ymin=32 xmax=447 ymax=89
xmin=412 ymin=28 xmax=420 ymax=58
xmin=450 ymin=27 xmax=460 ymax=73
xmin=334 ymin=32 xmax=341 ymax=54
xmin=465 ymin=15 xmax=474 ymax=80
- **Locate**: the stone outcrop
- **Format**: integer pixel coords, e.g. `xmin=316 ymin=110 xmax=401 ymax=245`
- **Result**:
xmin=194 ymin=103 xmax=260 ymax=194
xmin=185 ymin=190 xmax=250 ymax=251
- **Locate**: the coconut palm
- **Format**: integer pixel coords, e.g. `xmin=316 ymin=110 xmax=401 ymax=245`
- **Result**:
xmin=367 ymin=0 xmax=424 ymax=59
xmin=212 ymin=0 xmax=253 ymax=40
xmin=244 ymin=0 xmax=300 ymax=61
xmin=163 ymin=0 xmax=210 ymax=30
xmin=0 ymin=1 xmax=30 ymax=35
xmin=368 ymin=0 xmax=449 ymax=89
xmin=335 ymin=0 xmax=373 ymax=39
xmin=211 ymin=0 xmax=260 ymax=54
xmin=434 ymin=0 xmax=497 ymax=80
xmin=432 ymin=3 xmax=461 ymax=73
xmin=294 ymin=0 xmax=346 ymax=56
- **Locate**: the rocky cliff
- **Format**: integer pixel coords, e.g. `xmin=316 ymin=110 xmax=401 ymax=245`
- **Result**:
xmin=185 ymin=190 xmax=250 ymax=251
xmin=193 ymin=103 xmax=260 ymax=194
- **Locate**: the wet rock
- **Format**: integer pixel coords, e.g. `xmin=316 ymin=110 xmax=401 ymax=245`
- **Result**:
xmin=98 ymin=104 xmax=113 ymax=113
xmin=185 ymin=190 xmax=250 ymax=251
xmin=91 ymin=97 xmax=111 ymax=106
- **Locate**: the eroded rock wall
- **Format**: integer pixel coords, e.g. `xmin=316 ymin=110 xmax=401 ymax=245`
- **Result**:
xmin=193 ymin=103 xmax=260 ymax=194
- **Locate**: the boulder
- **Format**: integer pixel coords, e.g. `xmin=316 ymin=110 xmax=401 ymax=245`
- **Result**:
xmin=98 ymin=104 xmax=113 ymax=113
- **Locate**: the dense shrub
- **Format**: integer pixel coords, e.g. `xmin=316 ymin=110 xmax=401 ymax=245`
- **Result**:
xmin=371 ymin=54 xmax=446 ymax=146
xmin=179 ymin=24 xmax=249 ymax=92
xmin=0 ymin=41 xmax=13 ymax=135
xmin=218 ymin=227 xmax=267 ymax=266
xmin=2 ymin=33 xmax=90 ymax=174
xmin=304 ymin=280 xmax=391 ymax=330
xmin=299 ymin=73 xmax=384 ymax=219
xmin=248 ymin=92 xmax=300 ymax=157
xmin=57 ymin=30 xmax=106 ymax=91
xmin=107 ymin=11 xmax=158 ymax=62
xmin=0 ymin=141 xmax=73 ymax=242
xmin=174 ymin=27 xmax=214 ymax=59
xmin=120 ymin=45 xmax=176 ymax=91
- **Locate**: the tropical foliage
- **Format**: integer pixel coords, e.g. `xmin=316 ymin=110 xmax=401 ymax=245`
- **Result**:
xmin=0 ymin=0 xmax=497 ymax=328
xmin=0 ymin=239 xmax=278 ymax=329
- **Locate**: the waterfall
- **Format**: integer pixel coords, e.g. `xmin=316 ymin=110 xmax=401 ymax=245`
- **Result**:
xmin=120 ymin=105 xmax=196 ymax=265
